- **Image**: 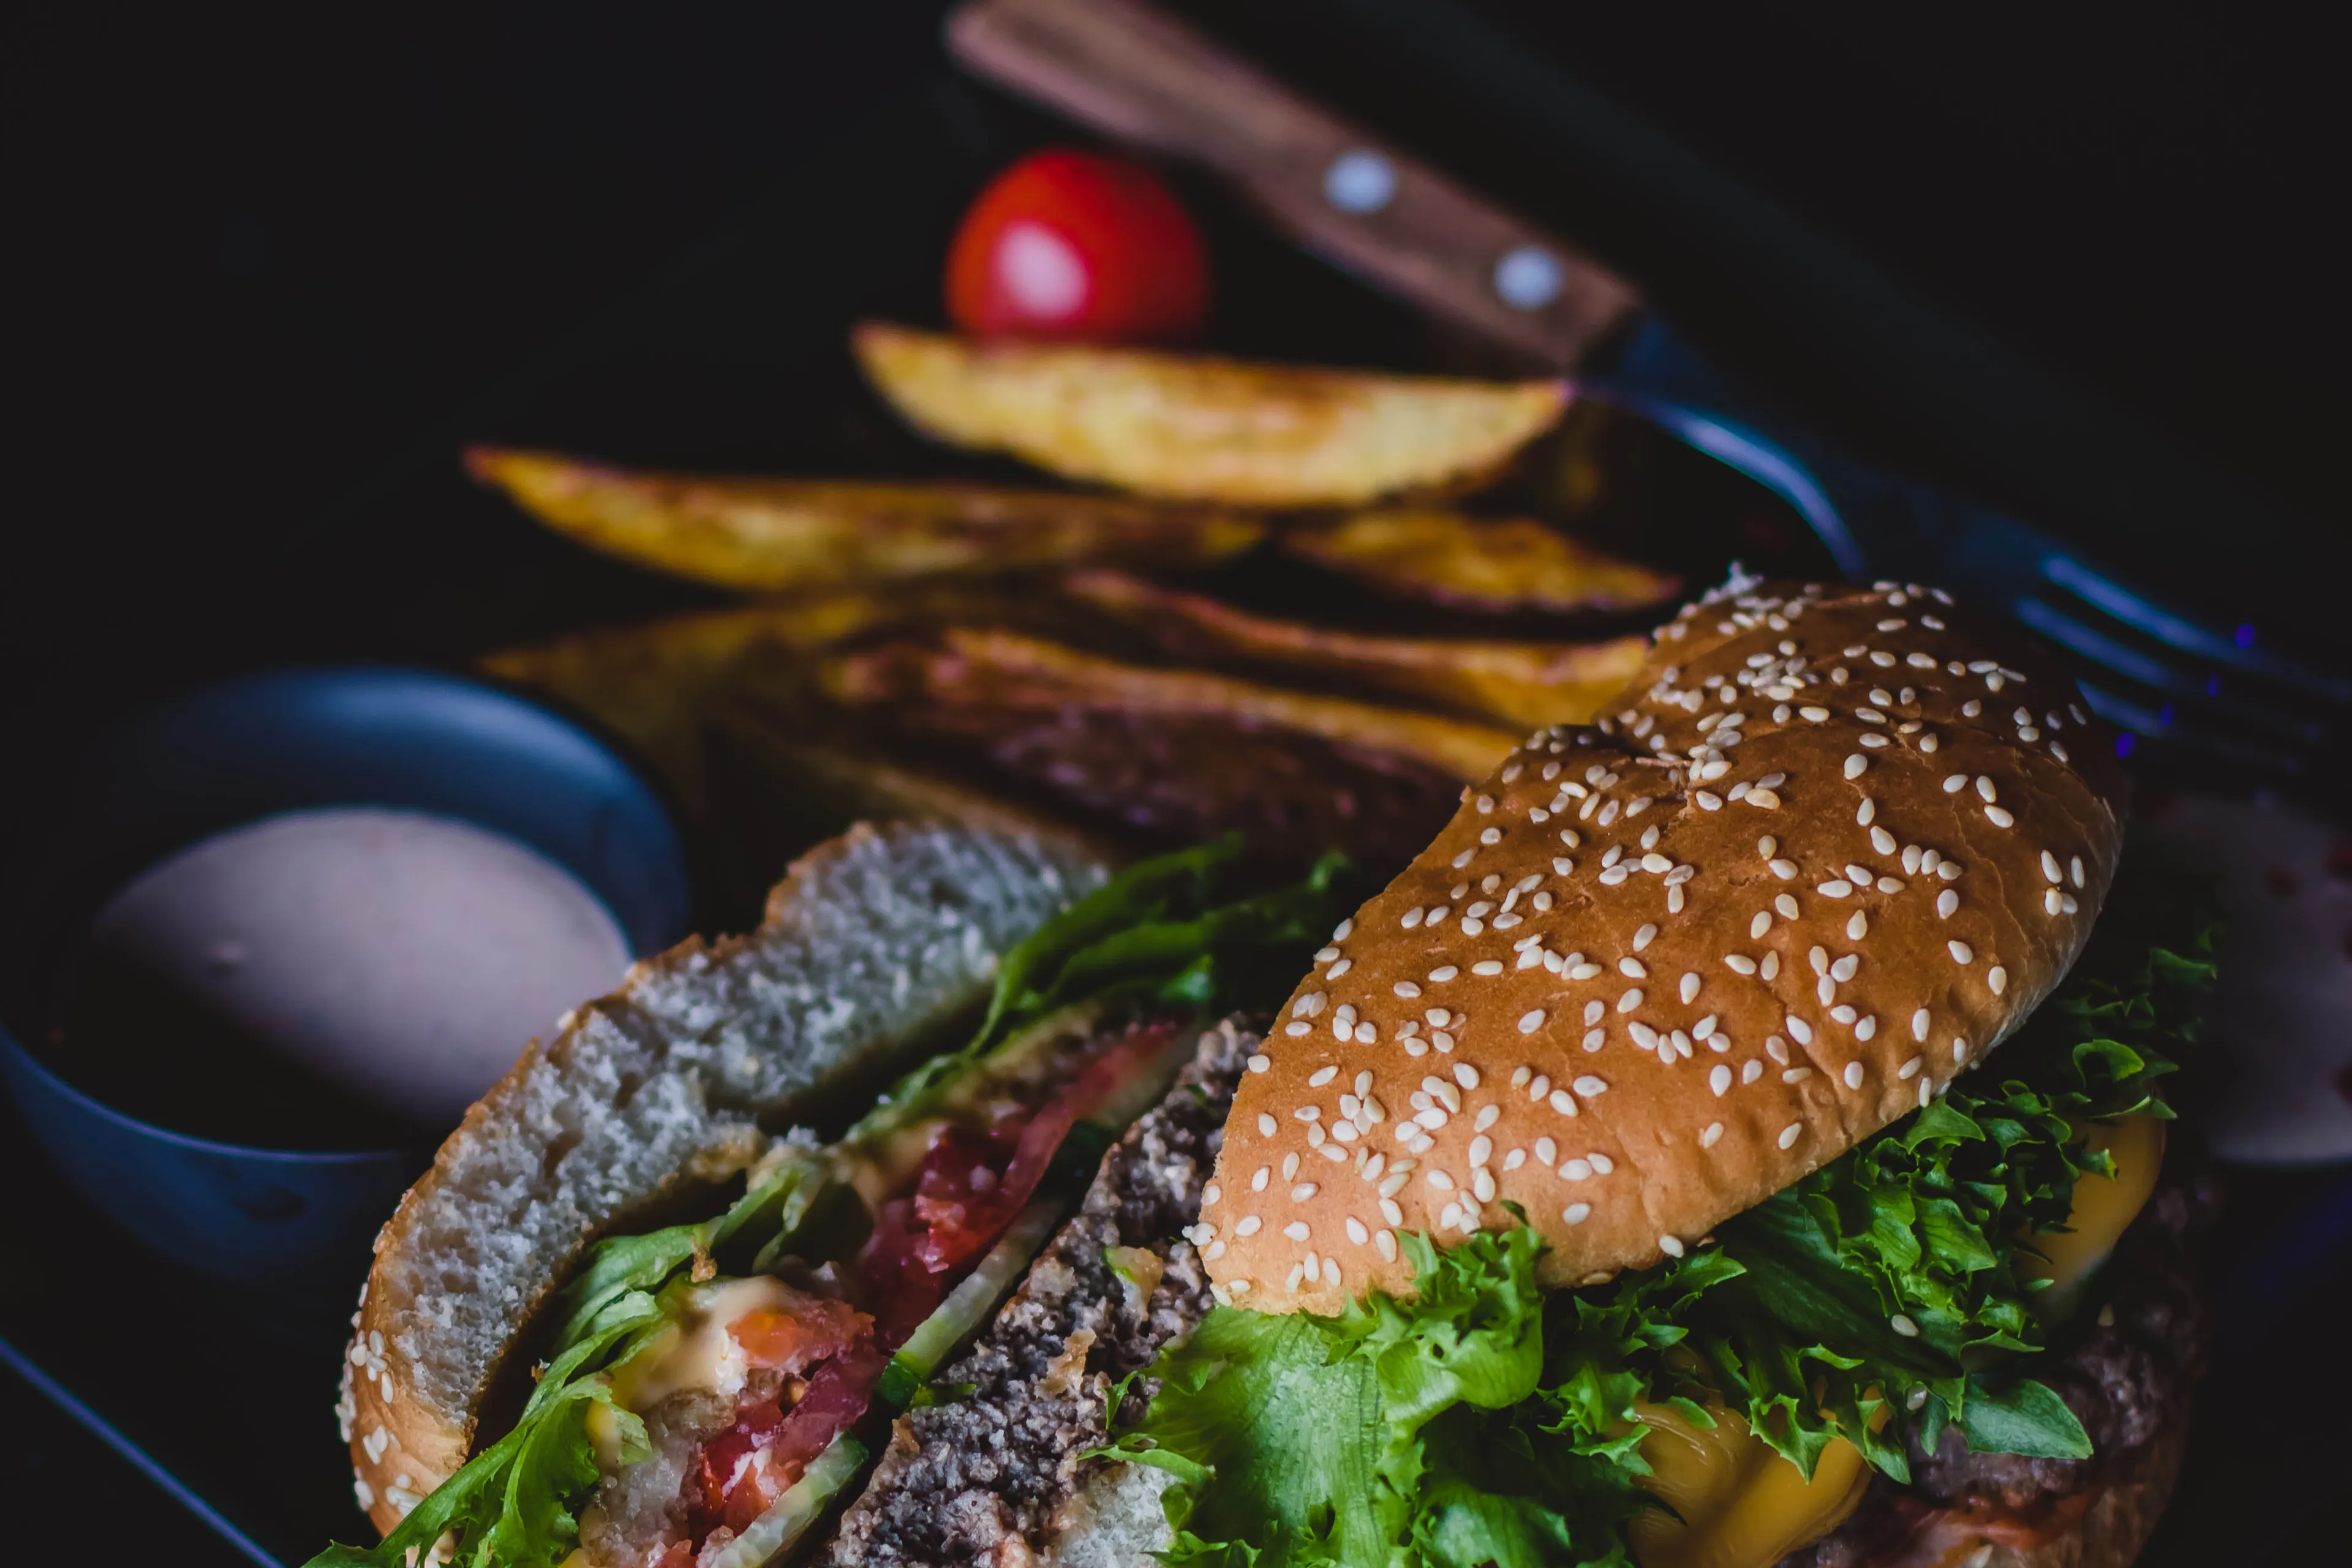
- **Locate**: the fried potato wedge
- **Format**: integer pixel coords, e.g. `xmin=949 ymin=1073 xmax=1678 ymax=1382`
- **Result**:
xmin=851 ymin=323 xmax=1567 ymax=505
xmin=1062 ymin=569 xmax=1647 ymax=729
xmin=467 ymin=445 xmax=1263 ymax=590
xmin=1278 ymin=509 xmax=1679 ymax=613
xmin=478 ymin=585 xmax=1028 ymax=807
xmin=824 ymin=628 xmax=1520 ymax=781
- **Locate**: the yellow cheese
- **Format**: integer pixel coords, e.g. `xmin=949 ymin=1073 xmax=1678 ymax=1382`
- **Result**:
xmin=2022 ymin=1114 xmax=2165 ymax=1313
xmin=607 ymin=1275 xmax=801 ymax=1414
xmin=1628 ymin=1401 xmax=1868 ymax=1568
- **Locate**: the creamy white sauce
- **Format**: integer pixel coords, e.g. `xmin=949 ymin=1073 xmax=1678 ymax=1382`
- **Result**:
xmin=89 ymin=806 xmax=631 ymax=1128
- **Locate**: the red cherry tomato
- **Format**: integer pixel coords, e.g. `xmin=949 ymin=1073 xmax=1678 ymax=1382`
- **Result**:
xmin=945 ymin=148 xmax=1209 ymax=344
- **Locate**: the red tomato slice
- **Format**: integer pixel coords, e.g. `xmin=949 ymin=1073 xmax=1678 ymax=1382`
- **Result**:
xmin=945 ymin=148 xmax=1209 ymax=345
xmin=691 ymin=1338 xmax=887 ymax=1544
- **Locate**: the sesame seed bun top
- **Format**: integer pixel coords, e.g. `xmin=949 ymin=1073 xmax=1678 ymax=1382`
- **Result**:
xmin=1201 ymin=577 xmax=2125 ymax=1314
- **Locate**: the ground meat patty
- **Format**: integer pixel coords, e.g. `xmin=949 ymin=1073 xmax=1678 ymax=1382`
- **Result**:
xmin=1781 ymin=1163 xmax=2217 ymax=1568
xmin=823 ymin=1018 xmax=1253 ymax=1568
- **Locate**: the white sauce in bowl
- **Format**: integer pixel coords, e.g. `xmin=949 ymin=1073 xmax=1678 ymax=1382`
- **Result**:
xmin=88 ymin=806 xmax=631 ymax=1128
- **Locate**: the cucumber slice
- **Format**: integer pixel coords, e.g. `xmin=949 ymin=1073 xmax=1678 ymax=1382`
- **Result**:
xmin=701 ymin=1432 xmax=870 ymax=1568
xmin=877 ymin=1193 xmax=1066 ymax=1410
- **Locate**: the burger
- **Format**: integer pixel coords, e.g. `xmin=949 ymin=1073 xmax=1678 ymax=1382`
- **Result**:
xmin=308 ymin=576 xmax=2213 ymax=1568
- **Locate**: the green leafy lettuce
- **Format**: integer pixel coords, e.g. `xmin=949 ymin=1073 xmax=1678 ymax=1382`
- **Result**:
xmin=304 ymin=837 xmax=1354 ymax=1568
xmin=1106 ymin=869 xmax=2215 ymax=1568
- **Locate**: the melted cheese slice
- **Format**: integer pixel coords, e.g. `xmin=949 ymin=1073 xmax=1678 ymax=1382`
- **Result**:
xmin=1627 ymin=1402 xmax=1868 ymax=1568
xmin=2022 ymin=1114 xmax=2165 ymax=1311
xmin=608 ymin=1276 xmax=801 ymax=1412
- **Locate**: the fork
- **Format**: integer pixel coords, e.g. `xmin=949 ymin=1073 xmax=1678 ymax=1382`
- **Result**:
xmin=949 ymin=0 xmax=2351 ymax=780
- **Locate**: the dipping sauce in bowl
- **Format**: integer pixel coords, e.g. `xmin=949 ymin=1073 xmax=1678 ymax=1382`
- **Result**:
xmin=62 ymin=805 xmax=633 ymax=1143
xmin=0 ymin=664 xmax=690 ymax=1285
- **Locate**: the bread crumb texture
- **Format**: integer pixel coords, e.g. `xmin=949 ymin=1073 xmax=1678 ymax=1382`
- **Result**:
xmin=340 ymin=823 xmax=1102 ymax=1533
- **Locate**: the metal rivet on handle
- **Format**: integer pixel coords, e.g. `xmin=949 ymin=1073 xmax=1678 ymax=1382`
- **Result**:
xmin=1493 ymin=244 xmax=1564 ymax=309
xmin=1324 ymin=150 xmax=1398 ymax=214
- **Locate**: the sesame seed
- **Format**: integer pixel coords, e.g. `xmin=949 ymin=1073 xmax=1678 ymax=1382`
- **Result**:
xmin=1285 ymin=1022 xmax=1310 ymax=1036
xmin=1564 ymin=1203 xmax=1592 ymax=1224
xmin=1472 ymin=960 xmax=1504 ymax=977
xmin=1574 ymin=1075 xmax=1608 ymax=1096
xmin=1801 ymin=706 xmax=1830 ymax=722
xmin=1899 ymin=1056 xmax=1923 ymax=1079
xmin=1429 ymin=966 xmax=1459 ymax=984
xmin=1659 ymin=1235 xmax=1686 ymax=1257
xmin=1250 ymin=1054 xmax=1273 ymax=1073
xmin=1427 ymin=1169 xmax=1453 ymax=1191
xmin=1582 ymin=1029 xmax=1606 ymax=1052
xmin=1770 ymin=858 xmax=1797 ymax=880
xmin=1258 ymin=1114 xmax=1278 ymax=1136
xmin=1345 ymin=1216 xmax=1369 ymax=1245
xmin=1948 ymin=940 xmax=1974 ymax=963
xmin=1310 ymin=1065 xmax=1338 ymax=1086
xmin=1844 ymin=1061 xmax=1866 ymax=1089
xmin=1284 ymin=1221 xmax=1310 ymax=1241
xmin=1742 ymin=1059 xmax=1764 ymax=1084
xmin=1844 ymin=754 xmax=1869 ymax=779
xmin=1787 ymin=1016 xmax=1814 ymax=1045
xmin=1776 ymin=894 xmax=1800 ymax=918
xmin=2071 ymin=855 xmax=2087 ymax=888
xmin=1819 ymin=880 xmax=1853 ymax=898
xmin=1550 ymin=1090 xmax=1580 ymax=1115
xmin=1329 ymin=959 xmax=1353 ymax=978
xmin=1517 ymin=1010 xmax=1546 ymax=1035
xmin=1394 ymin=981 xmax=1422 ymax=998
xmin=1236 ymin=1215 xmax=1262 ymax=1235
xmin=1726 ymin=954 xmax=1758 ymax=975
xmin=1985 ymin=805 xmax=2015 ymax=828
xmin=1710 ymin=1065 xmax=1732 ymax=1096
xmin=1988 ymin=965 xmax=2008 ymax=995
xmin=1375 ymin=1228 xmax=1399 ymax=1259
xmin=1619 ymin=956 xmax=1648 ymax=979
xmin=1618 ymin=989 xmax=1643 ymax=1012
xmin=1779 ymin=1123 xmax=1803 ymax=1149
xmin=1402 ymin=907 xmax=1425 ymax=929
xmin=1890 ymin=1314 xmax=1920 ymax=1338
xmin=1937 ymin=888 xmax=1959 ymax=919
xmin=1847 ymin=911 xmax=1869 ymax=940
xmin=1680 ymin=972 xmax=1702 ymax=1004
xmin=1562 ymin=1158 xmax=1591 ymax=1181
xmin=1292 ymin=1183 xmax=1319 ymax=1202
xmin=1942 ymin=774 xmax=1966 ymax=793
xmin=1953 ymin=1037 xmax=1970 ymax=1061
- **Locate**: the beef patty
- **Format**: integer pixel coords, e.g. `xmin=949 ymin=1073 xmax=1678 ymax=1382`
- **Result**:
xmin=823 ymin=1018 xmax=1253 ymax=1568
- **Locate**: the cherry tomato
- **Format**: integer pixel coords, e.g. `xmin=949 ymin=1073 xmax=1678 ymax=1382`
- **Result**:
xmin=945 ymin=148 xmax=1210 ymax=344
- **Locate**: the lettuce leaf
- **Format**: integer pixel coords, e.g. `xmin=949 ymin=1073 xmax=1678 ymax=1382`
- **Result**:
xmin=1115 ymin=867 xmax=2215 ymax=1567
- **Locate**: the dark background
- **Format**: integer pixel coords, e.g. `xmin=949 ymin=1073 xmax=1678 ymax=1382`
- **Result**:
xmin=3 ymin=2 xmax=2343 ymax=1561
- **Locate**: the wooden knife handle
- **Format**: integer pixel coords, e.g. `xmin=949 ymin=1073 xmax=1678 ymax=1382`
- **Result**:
xmin=946 ymin=0 xmax=1643 ymax=370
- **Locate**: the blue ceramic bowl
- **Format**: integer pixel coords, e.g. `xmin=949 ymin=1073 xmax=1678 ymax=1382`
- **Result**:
xmin=0 ymin=665 xmax=692 ymax=1289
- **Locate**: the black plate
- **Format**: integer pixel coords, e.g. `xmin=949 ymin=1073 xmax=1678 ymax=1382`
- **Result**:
xmin=4 ymin=20 xmax=2346 ymax=1568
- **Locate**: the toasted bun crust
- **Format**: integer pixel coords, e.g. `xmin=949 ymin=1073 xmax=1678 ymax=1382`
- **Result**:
xmin=1205 ymin=579 xmax=2124 ymax=1313
xmin=341 ymin=823 xmax=1102 ymax=1533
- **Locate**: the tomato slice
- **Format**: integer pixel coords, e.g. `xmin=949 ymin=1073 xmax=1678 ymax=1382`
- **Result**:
xmin=944 ymin=148 xmax=1210 ymax=345
xmin=691 ymin=1338 xmax=888 ymax=1542
xmin=680 ymin=1019 xmax=1181 ymax=1551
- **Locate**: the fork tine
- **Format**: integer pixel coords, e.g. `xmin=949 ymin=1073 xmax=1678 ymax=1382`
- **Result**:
xmin=2014 ymin=596 xmax=2331 ymax=745
xmin=2038 ymin=555 xmax=2352 ymax=703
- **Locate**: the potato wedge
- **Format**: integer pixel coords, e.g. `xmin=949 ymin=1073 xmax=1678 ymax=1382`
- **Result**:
xmin=851 ymin=323 xmax=1567 ymax=505
xmin=820 ymin=633 xmax=1478 ymax=871
xmin=467 ymin=445 xmax=1263 ymax=590
xmin=1062 ymin=568 xmax=1647 ymax=728
xmin=1278 ymin=509 xmax=1679 ymax=613
xmin=824 ymin=628 xmax=1520 ymax=781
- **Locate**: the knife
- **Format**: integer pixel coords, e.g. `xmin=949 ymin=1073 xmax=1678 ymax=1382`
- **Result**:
xmin=947 ymin=0 xmax=2349 ymax=777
